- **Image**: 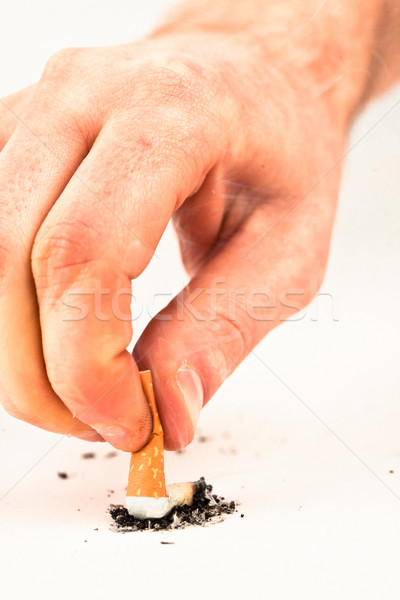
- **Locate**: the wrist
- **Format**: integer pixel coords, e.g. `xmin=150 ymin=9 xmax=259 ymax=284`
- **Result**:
xmin=151 ymin=0 xmax=396 ymax=128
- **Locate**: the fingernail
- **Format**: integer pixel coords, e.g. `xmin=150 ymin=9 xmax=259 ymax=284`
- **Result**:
xmin=176 ymin=367 xmax=204 ymax=438
xmin=95 ymin=425 xmax=131 ymax=449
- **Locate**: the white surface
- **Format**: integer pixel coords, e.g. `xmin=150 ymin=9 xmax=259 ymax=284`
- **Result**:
xmin=1 ymin=2 xmax=400 ymax=599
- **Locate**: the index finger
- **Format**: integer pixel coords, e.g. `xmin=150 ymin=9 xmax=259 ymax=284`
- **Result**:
xmin=31 ymin=115 xmax=217 ymax=450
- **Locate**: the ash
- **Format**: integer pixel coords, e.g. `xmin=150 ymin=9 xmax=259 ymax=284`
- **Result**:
xmin=109 ymin=477 xmax=236 ymax=532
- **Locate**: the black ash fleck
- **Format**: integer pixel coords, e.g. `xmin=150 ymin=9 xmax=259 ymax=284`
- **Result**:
xmin=105 ymin=451 xmax=118 ymax=459
xmin=57 ymin=472 xmax=68 ymax=479
xmin=81 ymin=452 xmax=96 ymax=459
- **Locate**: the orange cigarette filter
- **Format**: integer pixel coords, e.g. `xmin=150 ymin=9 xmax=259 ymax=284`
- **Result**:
xmin=126 ymin=370 xmax=168 ymax=499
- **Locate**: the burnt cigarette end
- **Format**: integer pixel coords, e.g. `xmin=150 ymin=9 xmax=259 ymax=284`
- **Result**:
xmin=126 ymin=481 xmax=197 ymax=520
xmin=112 ymin=477 xmax=237 ymax=531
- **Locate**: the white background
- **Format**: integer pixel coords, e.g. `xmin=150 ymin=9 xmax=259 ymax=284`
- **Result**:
xmin=1 ymin=1 xmax=400 ymax=599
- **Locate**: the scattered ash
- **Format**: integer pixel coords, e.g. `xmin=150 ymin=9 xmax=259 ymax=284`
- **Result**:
xmin=81 ymin=452 xmax=96 ymax=459
xmin=109 ymin=477 xmax=237 ymax=532
xmin=105 ymin=451 xmax=118 ymax=459
xmin=57 ymin=472 xmax=68 ymax=479
xmin=197 ymin=435 xmax=209 ymax=443
xmin=389 ymin=470 xmax=395 ymax=474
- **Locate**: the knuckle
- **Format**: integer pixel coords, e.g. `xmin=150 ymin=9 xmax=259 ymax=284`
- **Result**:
xmin=32 ymin=220 xmax=100 ymax=290
xmin=214 ymin=312 xmax=248 ymax=355
xmin=146 ymin=63 xmax=199 ymax=103
xmin=42 ymin=47 xmax=87 ymax=80
xmin=34 ymin=49 xmax=98 ymax=143
xmin=116 ymin=59 xmax=224 ymax=182
xmin=138 ymin=58 xmax=220 ymax=125
xmin=187 ymin=311 xmax=248 ymax=384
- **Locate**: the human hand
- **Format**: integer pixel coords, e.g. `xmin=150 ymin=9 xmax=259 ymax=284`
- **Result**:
xmin=1 ymin=1 xmax=388 ymax=450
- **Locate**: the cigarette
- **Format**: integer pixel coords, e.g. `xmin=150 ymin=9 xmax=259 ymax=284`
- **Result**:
xmin=126 ymin=370 xmax=196 ymax=520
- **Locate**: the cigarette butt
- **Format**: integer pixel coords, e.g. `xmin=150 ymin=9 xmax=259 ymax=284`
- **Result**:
xmin=126 ymin=370 xmax=167 ymax=500
xmin=126 ymin=370 xmax=197 ymax=519
xmin=126 ymin=481 xmax=197 ymax=520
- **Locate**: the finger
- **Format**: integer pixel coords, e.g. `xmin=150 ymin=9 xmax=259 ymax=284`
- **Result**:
xmin=0 ymin=85 xmax=35 ymax=150
xmin=0 ymin=81 xmax=102 ymax=441
xmin=31 ymin=110 xmax=222 ymax=451
xmin=134 ymin=186 xmax=338 ymax=450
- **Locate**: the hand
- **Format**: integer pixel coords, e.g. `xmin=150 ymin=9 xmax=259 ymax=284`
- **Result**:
xmin=0 ymin=28 xmax=358 ymax=451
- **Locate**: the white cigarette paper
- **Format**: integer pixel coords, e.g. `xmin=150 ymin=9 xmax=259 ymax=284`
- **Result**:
xmin=126 ymin=482 xmax=196 ymax=520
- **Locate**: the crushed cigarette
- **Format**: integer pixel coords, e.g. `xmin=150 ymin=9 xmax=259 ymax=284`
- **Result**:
xmin=126 ymin=481 xmax=197 ymax=520
xmin=111 ymin=477 xmax=238 ymax=531
xmin=126 ymin=371 xmax=196 ymax=520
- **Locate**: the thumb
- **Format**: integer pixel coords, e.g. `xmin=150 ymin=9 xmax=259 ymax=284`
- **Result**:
xmin=134 ymin=193 xmax=336 ymax=450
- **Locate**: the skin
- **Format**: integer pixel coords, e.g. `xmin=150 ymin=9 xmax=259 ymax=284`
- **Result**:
xmin=0 ymin=0 xmax=399 ymax=451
